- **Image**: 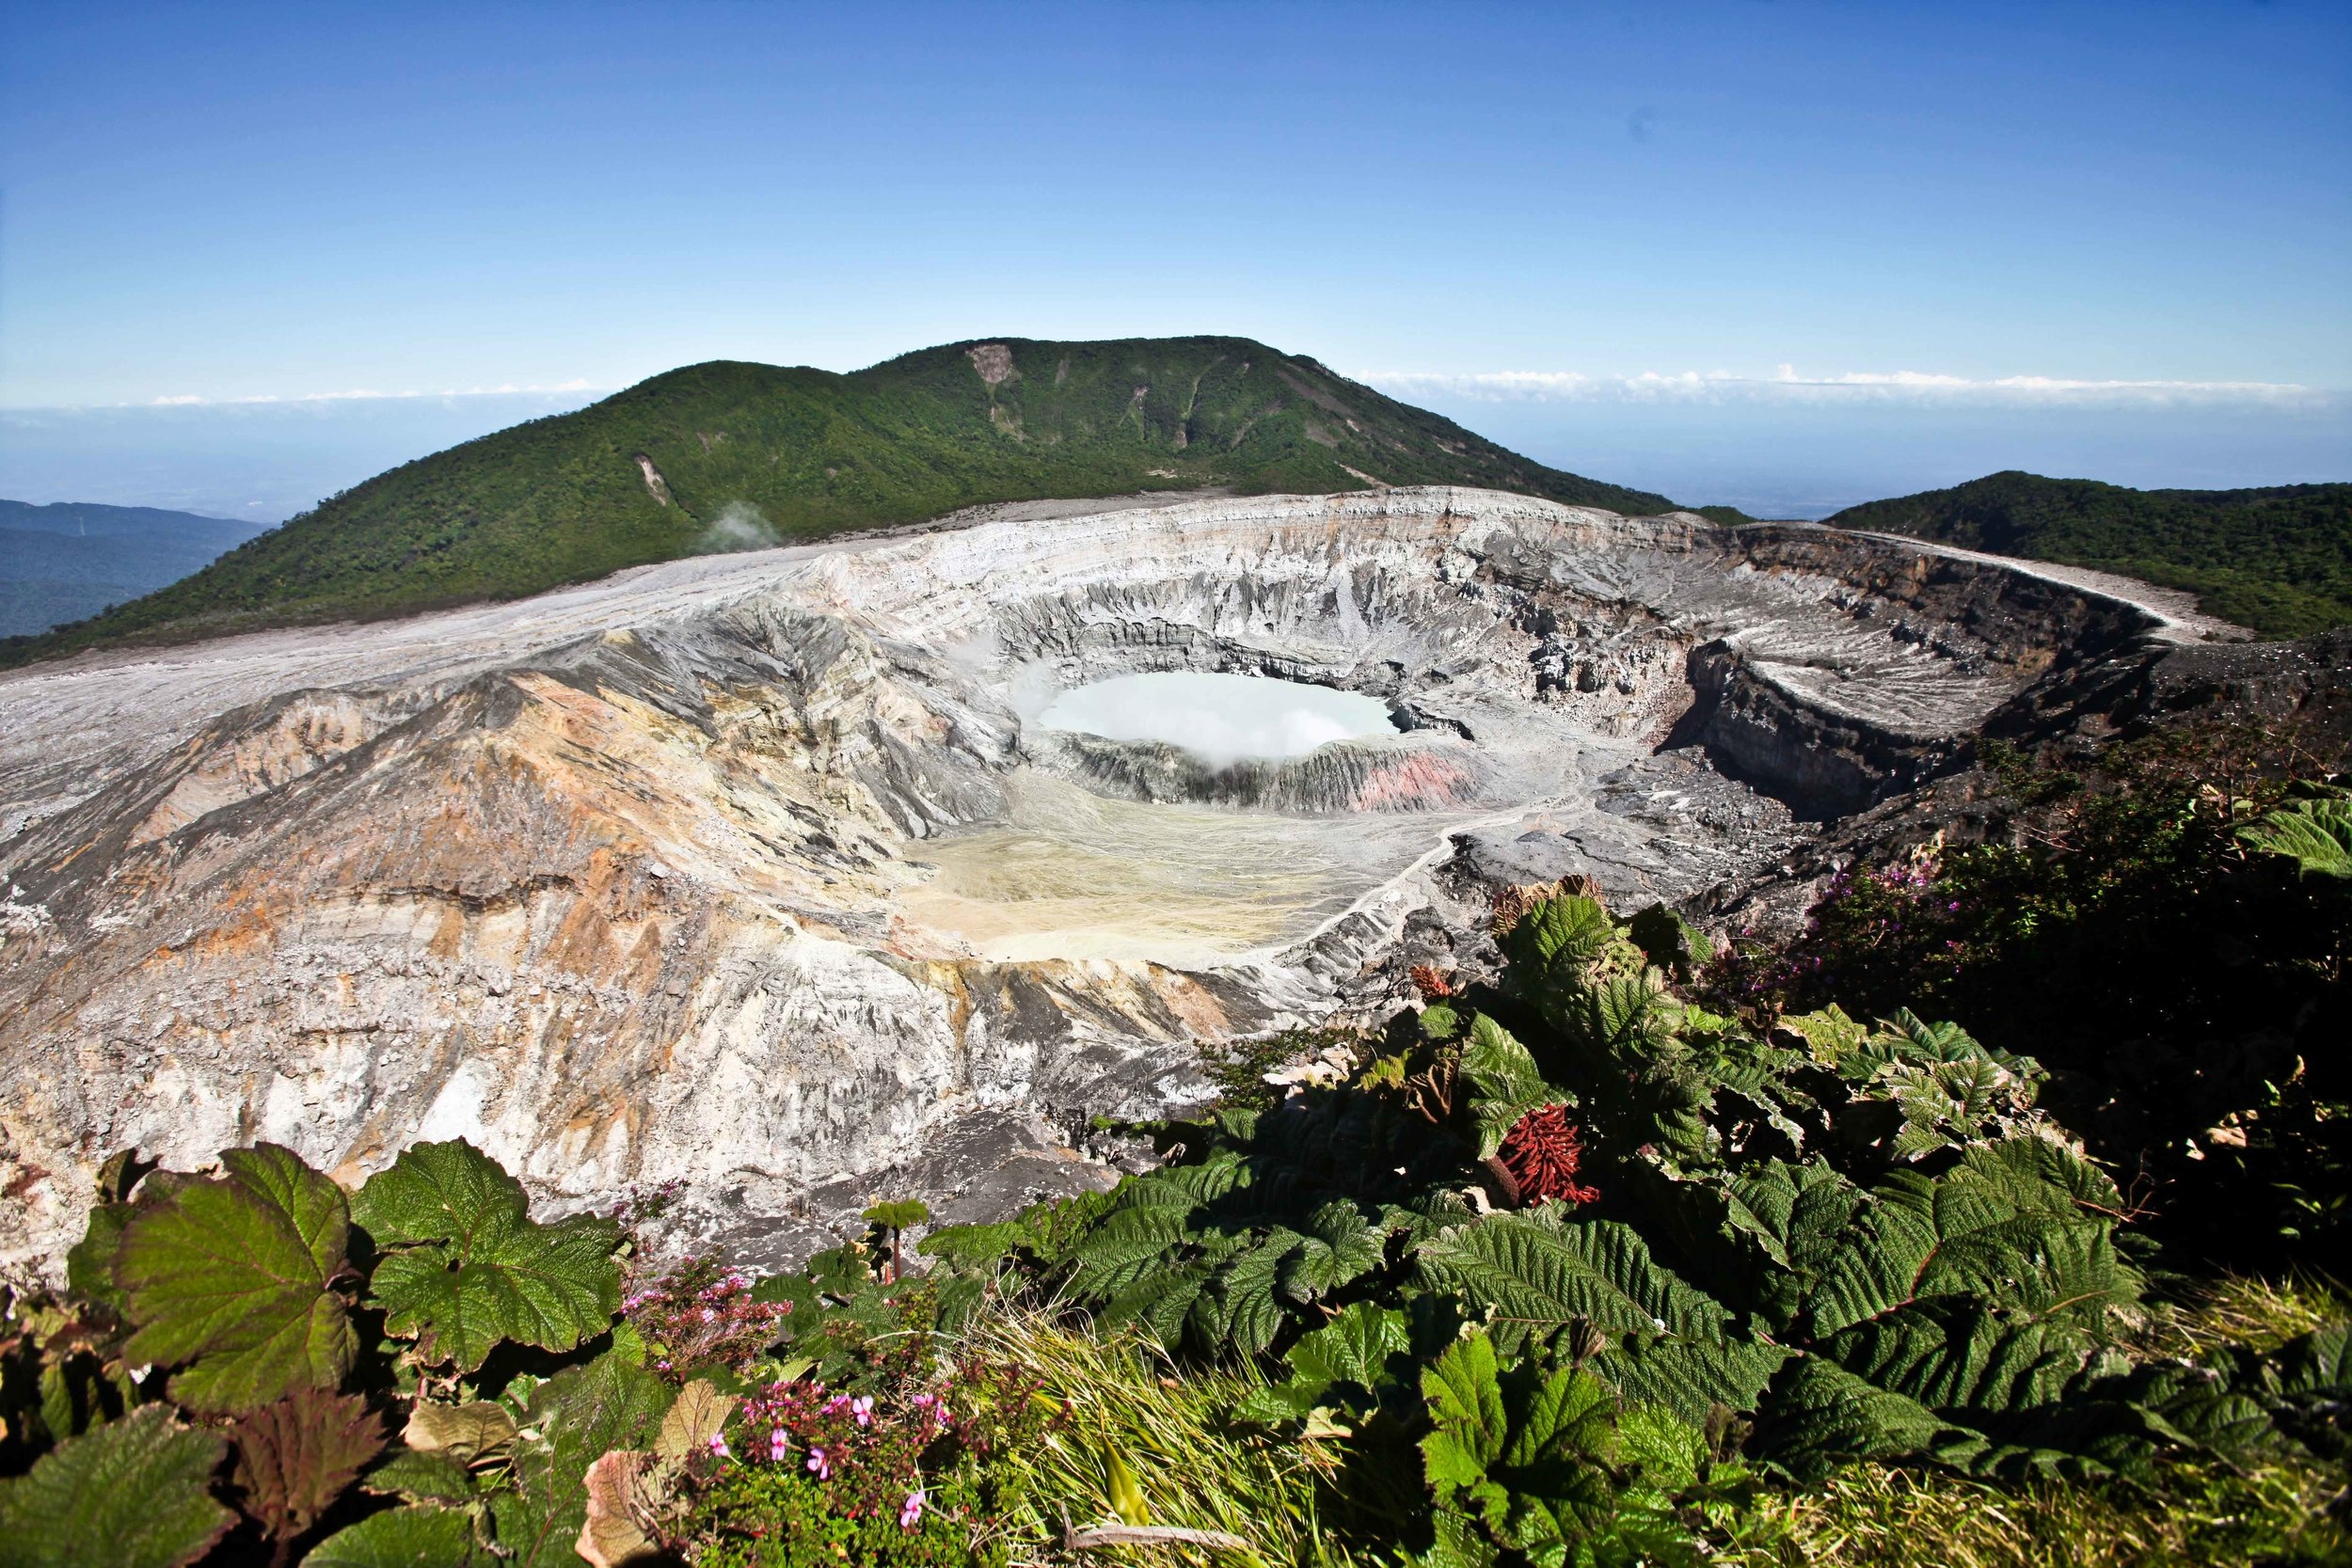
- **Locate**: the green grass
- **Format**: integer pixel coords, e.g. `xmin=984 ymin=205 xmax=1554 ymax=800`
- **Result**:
xmin=0 ymin=336 xmax=1676 ymax=667
xmin=954 ymin=1303 xmax=1378 ymax=1567
xmin=1825 ymin=469 xmax=2352 ymax=639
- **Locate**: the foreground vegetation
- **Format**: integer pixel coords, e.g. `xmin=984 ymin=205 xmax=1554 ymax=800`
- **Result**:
xmin=4 ymin=773 xmax=2346 ymax=1565
xmin=1826 ymin=470 xmax=2352 ymax=639
xmin=0 ymin=337 xmax=1675 ymax=667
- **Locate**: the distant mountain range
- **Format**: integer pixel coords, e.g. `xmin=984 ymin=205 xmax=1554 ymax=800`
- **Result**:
xmin=1825 ymin=471 xmax=2352 ymax=640
xmin=0 ymin=500 xmax=270 ymax=639
xmin=0 ymin=336 xmax=1677 ymax=663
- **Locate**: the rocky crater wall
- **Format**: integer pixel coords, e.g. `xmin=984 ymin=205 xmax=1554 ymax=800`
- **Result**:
xmin=0 ymin=487 xmax=2183 ymax=1275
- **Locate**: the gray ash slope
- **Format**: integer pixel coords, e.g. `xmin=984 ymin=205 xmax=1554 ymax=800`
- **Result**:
xmin=0 ymin=486 xmax=2249 ymax=1275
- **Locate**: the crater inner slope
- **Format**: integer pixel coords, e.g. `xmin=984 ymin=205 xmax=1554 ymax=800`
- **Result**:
xmin=0 ymin=486 xmax=2181 ymax=1273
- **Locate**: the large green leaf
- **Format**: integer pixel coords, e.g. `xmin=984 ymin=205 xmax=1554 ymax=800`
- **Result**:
xmin=1276 ymin=1201 xmax=1388 ymax=1302
xmin=1502 ymin=895 xmax=1617 ymax=972
xmin=488 ymin=1350 xmax=674 ymax=1568
xmin=1720 ymin=1159 xmax=1863 ymax=1332
xmin=1459 ymin=1016 xmax=1573 ymax=1159
xmin=1421 ymin=1330 xmax=1621 ymax=1561
xmin=1592 ymin=1336 xmax=1792 ymax=1425
xmin=307 ymin=1503 xmax=490 ymax=1567
xmin=1236 ymin=1302 xmax=1410 ymax=1421
xmin=1416 ymin=1209 xmax=1730 ymax=1355
xmin=0 ymin=1406 xmax=232 ymax=1568
xmin=113 ymin=1143 xmax=356 ymax=1412
xmin=1803 ymin=1144 xmax=2137 ymax=1338
xmin=1421 ymin=1332 xmax=1510 ymax=1508
xmin=2238 ymin=789 xmax=2352 ymax=879
xmin=1821 ymin=1301 xmax=2100 ymax=1418
xmin=1758 ymin=1355 xmax=1989 ymax=1482
xmin=351 ymin=1139 xmax=621 ymax=1372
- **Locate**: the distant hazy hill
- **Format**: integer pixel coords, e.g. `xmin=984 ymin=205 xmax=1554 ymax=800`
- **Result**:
xmin=3 ymin=337 xmax=1676 ymax=663
xmin=1827 ymin=470 xmax=2352 ymax=639
xmin=0 ymin=500 xmax=269 ymax=639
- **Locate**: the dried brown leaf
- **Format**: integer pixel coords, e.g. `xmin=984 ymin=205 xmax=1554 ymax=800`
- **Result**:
xmin=575 ymin=1449 xmax=661 ymax=1568
xmin=401 ymin=1400 xmax=517 ymax=1464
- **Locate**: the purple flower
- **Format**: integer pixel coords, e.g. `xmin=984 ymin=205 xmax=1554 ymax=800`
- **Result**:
xmin=769 ymin=1427 xmax=790 ymax=1463
xmin=851 ymin=1396 xmax=875 ymax=1428
xmin=899 ymin=1489 xmax=926 ymax=1529
xmin=806 ymin=1446 xmax=831 ymax=1480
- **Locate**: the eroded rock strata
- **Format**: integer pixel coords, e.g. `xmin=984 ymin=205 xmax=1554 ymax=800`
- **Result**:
xmin=0 ymin=487 xmax=2202 ymax=1273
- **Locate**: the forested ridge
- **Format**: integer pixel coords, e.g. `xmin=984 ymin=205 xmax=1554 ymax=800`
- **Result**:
xmin=1827 ymin=471 xmax=2352 ymax=640
xmin=0 ymin=339 xmax=1672 ymax=668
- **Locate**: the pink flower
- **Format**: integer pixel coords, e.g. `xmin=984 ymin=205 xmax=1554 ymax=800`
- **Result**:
xmin=850 ymin=1396 xmax=874 ymax=1428
xmin=769 ymin=1427 xmax=789 ymax=1463
xmin=708 ymin=1433 xmax=731 ymax=1459
xmin=806 ymin=1446 xmax=831 ymax=1480
xmin=899 ymin=1489 xmax=926 ymax=1529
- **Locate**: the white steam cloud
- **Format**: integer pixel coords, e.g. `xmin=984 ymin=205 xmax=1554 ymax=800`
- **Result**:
xmin=1040 ymin=672 xmax=1398 ymax=769
xmin=698 ymin=500 xmax=781 ymax=553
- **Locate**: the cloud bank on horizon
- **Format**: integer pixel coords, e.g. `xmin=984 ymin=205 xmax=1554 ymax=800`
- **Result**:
xmin=1368 ymin=369 xmax=2338 ymax=410
xmin=19 ymin=363 xmax=2330 ymax=416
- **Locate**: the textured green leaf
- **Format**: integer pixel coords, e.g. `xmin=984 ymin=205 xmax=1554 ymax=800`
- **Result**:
xmin=488 ymin=1349 xmax=674 ymax=1568
xmin=1721 ymin=1159 xmax=1863 ymax=1331
xmin=1276 ymin=1202 xmax=1386 ymax=1302
xmin=1759 ymin=1355 xmax=1989 ymax=1482
xmin=1821 ymin=1302 xmax=2098 ymax=1418
xmin=113 ymin=1143 xmax=356 ymax=1412
xmin=1459 ymin=1016 xmax=1573 ymax=1159
xmin=1502 ymin=895 xmax=1617 ymax=970
xmin=1778 ymin=1005 xmax=1872 ymax=1068
xmin=0 ymin=1405 xmax=233 ymax=1568
xmin=2238 ymin=790 xmax=2352 ymax=879
xmin=1422 ymin=1330 xmax=1620 ymax=1559
xmin=1416 ymin=1209 xmax=1730 ymax=1354
xmin=1803 ymin=1146 xmax=2137 ymax=1338
xmin=1422 ymin=1332 xmax=1510 ymax=1487
xmin=1592 ymin=1336 xmax=1792 ymax=1425
xmin=1207 ymin=1232 xmax=1298 ymax=1356
xmin=64 ymin=1202 xmax=133 ymax=1315
xmin=2273 ymin=1323 xmax=2352 ymax=1399
xmin=916 ymin=1221 xmax=1025 ymax=1270
xmin=363 ymin=1449 xmax=477 ymax=1504
xmin=307 ymin=1503 xmax=490 ymax=1567
xmin=352 ymin=1139 xmax=621 ymax=1371
xmin=1237 ymin=1301 xmax=1410 ymax=1421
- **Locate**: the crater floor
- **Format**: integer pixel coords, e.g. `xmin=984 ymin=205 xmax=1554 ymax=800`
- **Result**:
xmin=0 ymin=486 xmax=2189 ymax=1272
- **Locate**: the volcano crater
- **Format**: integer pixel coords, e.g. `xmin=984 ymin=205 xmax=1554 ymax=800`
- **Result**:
xmin=0 ymin=485 xmax=2196 ymax=1271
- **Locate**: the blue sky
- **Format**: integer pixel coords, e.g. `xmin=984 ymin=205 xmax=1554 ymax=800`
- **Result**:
xmin=2 ymin=1 xmax=2346 ymax=516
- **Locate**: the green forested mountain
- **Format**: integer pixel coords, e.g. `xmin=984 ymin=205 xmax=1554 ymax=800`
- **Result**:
xmin=1826 ymin=469 xmax=2352 ymax=639
xmin=2 ymin=337 xmax=1673 ymax=662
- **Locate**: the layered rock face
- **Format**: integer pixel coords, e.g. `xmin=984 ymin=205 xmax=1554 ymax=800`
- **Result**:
xmin=0 ymin=487 xmax=2185 ymax=1274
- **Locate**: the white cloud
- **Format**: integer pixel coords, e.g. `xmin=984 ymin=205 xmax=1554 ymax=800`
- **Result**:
xmin=139 ymin=380 xmax=602 ymax=408
xmin=1364 ymin=368 xmax=2333 ymax=409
